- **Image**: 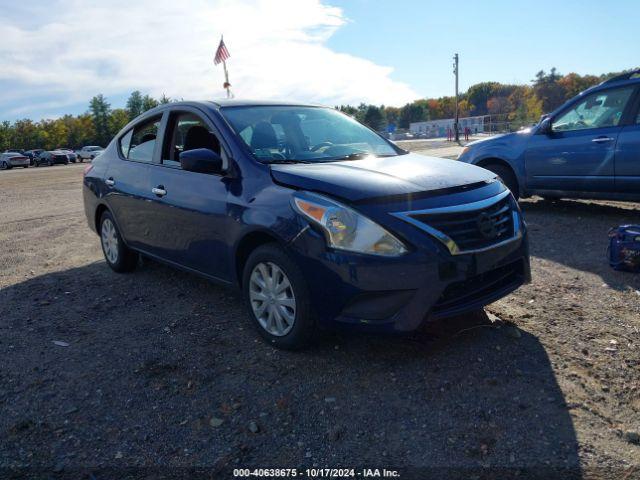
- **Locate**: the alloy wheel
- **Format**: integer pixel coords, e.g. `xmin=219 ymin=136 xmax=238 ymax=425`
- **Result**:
xmin=249 ymin=262 xmax=296 ymax=336
xmin=101 ymin=218 xmax=119 ymax=264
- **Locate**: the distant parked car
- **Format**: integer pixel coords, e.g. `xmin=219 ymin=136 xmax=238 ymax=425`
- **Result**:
xmin=57 ymin=148 xmax=78 ymax=163
xmin=35 ymin=151 xmax=70 ymax=167
xmin=24 ymin=149 xmax=45 ymax=165
xmin=458 ymin=69 xmax=640 ymax=201
xmin=77 ymin=146 xmax=104 ymax=162
xmin=0 ymin=152 xmax=30 ymax=169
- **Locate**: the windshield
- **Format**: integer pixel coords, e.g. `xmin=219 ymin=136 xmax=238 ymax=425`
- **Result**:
xmin=221 ymin=105 xmax=399 ymax=163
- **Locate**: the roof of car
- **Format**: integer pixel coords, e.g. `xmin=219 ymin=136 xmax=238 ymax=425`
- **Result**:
xmin=208 ymin=99 xmax=325 ymax=108
xmin=584 ymin=69 xmax=640 ymax=95
xmin=145 ymin=99 xmax=326 ymax=114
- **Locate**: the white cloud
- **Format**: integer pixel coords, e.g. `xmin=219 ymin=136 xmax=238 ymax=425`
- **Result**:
xmin=0 ymin=0 xmax=420 ymax=119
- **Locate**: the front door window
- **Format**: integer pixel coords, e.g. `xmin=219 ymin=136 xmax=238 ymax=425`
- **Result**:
xmin=552 ymin=87 xmax=634 ymax=132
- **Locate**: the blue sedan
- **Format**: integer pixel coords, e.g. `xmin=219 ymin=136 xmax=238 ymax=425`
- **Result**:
xmin=83 ymin=100 xmax=530 ymax=349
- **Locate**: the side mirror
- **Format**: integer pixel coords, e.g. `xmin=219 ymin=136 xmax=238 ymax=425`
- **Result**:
xmin=537 ymin=117 xmax=552 ymax=135
xmin=179 ymin=148 xmax=223 ymax=174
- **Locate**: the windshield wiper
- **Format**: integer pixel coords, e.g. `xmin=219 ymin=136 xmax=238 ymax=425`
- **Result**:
xmin=326 ymin=152 xmax=399 ymax=162
xmin=266 ymin=159 xmax=310 ymax=164
xmin=326 ymin=152 xmax=372 ymax=161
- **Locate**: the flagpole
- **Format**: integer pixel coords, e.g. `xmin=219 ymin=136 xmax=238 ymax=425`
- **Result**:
xmin=223 ymin=59 xmax=230 ymax=99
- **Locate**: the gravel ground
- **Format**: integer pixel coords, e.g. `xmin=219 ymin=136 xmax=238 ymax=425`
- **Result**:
xmin=0 ymin=155 xmax=639 ymax=480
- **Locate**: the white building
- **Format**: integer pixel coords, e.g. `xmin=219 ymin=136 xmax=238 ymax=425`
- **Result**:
xmin=410 ymin=115 xmax=485 ymax=138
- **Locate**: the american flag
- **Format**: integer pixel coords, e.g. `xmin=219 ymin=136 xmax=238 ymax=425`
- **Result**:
xmin=214 ymin=37 xmax=230 ymax=65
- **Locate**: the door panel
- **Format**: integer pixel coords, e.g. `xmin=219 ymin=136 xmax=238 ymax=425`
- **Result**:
xmin=524 ymin=127 xmax=618 ymax=192
xmin=145 ymin=166 xmax=233 ymax=280
xmin=615 ymin=123 xmax=640 ymax=193
xmin=104 ymin=160 xmax=154 ymax=248
xmin=525 ymin=86 xmax=635 ymax=193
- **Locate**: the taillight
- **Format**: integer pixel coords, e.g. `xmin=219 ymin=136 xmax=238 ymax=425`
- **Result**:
xmin=83 ymin=164 xmax=94 ymax=176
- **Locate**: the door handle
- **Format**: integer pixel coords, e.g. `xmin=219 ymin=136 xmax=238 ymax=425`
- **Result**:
xmin=105 ymin=178 xmax=115 ymax=187
xmin=152 ymin=186 xmax=167 ymax=197
xmin=592 ymin=136 xmax=614 ymax=143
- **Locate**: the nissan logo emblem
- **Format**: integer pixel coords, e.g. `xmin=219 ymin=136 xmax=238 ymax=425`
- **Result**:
xmin=477 ymin=212 xmax=498 ymax=239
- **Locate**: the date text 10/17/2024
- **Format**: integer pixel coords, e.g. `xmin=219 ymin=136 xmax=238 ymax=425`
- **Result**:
xmin=233 ymin=468 xmax=401 ymax=478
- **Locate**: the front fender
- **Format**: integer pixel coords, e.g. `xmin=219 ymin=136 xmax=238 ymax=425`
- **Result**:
xmin=459 ymin=136 xmax=530 ymax=195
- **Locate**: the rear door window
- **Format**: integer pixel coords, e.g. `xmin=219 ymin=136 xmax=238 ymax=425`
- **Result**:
xmin=119 ymin=116 xmax=161 ymax=162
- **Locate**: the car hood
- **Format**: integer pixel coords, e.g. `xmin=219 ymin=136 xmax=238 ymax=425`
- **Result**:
xmin=269 ymin=153 xmax=496 ymax=202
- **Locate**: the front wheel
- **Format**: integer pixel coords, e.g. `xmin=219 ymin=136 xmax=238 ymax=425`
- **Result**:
xmin=485 ymin=164 xmax=519 ymax=200
xmin=99 ymin=211 xmax=138 ymax=273
xmin=0 ymin=161 xmax=8 ymax=170
xmin=242 ymin=244 xmax=315 ymax=350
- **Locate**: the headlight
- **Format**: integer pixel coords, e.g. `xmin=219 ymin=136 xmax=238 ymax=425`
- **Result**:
xmin=291 ymin=192 xmax=408 ymax=257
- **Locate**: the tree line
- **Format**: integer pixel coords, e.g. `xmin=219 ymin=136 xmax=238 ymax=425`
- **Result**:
xmin=0 ymin=68 xmax=629 ymax=151
xmin=0 ymin=91 xmax=172 ymax=151
xmin=337 ymin=68 xmax=627 ymax=131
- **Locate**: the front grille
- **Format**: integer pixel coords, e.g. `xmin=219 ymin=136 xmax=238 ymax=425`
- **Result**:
xmin=431 ymin=260 xmax=524 ymax=317
xmin=409 ymin=194 xmax=515 ymax=252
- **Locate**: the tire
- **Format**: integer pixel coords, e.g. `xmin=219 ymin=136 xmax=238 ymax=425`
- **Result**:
xmin=79 ymin=158 xmax=84 ymax=163
xmin=99 ymin=211 xmax=138 ymax=273
xmin=242 ymin=243 xmax=315 ymax=350
xmin=47 ymin=160 xmax=52 ymax=167
xmin=485 ymin=164 xmax=519 ymax=199
xmin=0 ymin=161 xmax=8 ymax=170
xmin=23 ymin=165 xmax=29 ymax=168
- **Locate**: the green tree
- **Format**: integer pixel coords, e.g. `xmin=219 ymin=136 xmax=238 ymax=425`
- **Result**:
xmin=398 ymin=102 xmax=428 ymax=128
xmin=159 ymin=93 xmax=171 ymax=104
xmin=363 ymin=105 xmax=384 ymax=131
xmin=142 ymin=95 xmax=159 ymax=112
xmin=12 ymin=119 xmax=40 ymax=149
xmin=89 ymin=94 xmax=112 ymax=147
xmin=0 ymin=121 xmax=12 ymax=151
xmin=76 ymin=114 xmax=96 ymax=147
xmin=337 ymin=105 xmax=358 ymax=117
xmin=533 ymin=68 xmax=566 ymax=113
xmin=384 ymin=106 xmax=400 ymax=126
xmin=109 ymin=108 xmax=130 ymax=137
xmin=126 ymin=90 xmax=144 ymax=120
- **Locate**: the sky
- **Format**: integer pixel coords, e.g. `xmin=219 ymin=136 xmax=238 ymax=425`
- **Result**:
xmin=0 ymin=0 xmax=638 ymax=121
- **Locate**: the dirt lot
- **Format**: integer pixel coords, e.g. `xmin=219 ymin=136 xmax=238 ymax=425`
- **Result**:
xmin=1 ymin=151 xmax=639 ymax=479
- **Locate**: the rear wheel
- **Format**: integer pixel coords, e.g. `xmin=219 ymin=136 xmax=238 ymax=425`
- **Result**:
xmin=242 ymin=244 xmax=315 ymax=350
xmin=99 ymin=211 xmax=138 ymax=273
xmin=0 ymin=161 xmax=8 ymax=170
xmin=484 ymin=164 xmax=519 ymax=199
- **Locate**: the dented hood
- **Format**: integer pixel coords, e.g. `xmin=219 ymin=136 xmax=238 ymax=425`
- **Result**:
xmin=270 ymin=153 xmax=496 ymax=202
